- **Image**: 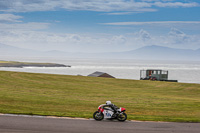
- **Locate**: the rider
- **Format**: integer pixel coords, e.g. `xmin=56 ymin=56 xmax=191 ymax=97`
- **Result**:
xmin=105 ymin=101 xmax=119 ymax=115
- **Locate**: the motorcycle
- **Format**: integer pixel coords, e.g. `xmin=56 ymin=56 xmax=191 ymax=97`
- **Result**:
xmin=93 ymin=104 xmax=127 ymax=122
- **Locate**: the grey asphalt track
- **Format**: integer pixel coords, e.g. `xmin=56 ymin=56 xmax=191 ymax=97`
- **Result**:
xmin=0 ymin=114 xmax=199 ymax=133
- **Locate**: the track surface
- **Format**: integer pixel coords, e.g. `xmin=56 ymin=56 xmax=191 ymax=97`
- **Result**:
xmin=0 ymin=115 xmax=199 ymax=133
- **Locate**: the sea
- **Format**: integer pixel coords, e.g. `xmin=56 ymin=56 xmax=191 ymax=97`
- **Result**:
xmin=1 ymin=57 xmax=200 ymax=84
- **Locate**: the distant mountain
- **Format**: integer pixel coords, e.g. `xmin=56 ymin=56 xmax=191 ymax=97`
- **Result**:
xmin=1 ymin=43 xmax=200 ymax=61
xmin=0 ymin=43 xmax=19 ymax=50
xmin=118 ymin=45 xmax=200 ymax=60
xmin=89 ymin=45 xmax=200 ymax=60
xmin=0 ymin=43 xmax=41 ymax=56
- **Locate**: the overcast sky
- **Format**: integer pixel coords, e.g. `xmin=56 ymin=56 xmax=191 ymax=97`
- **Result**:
xmin=0 ymin=0 xmax=200 ymax=52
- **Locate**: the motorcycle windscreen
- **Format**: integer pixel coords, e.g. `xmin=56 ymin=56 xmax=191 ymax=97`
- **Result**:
xmin=103 ymin=110 xmax=114 ymax=118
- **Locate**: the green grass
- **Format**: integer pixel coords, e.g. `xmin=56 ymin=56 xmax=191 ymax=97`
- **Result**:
xmin=0 ymin=71 xmax=200 ymax=122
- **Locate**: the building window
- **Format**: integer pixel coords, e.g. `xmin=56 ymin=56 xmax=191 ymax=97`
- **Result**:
xmin=158 ymin=71 xmax=160 ymax=74
xmin=162 ymin=71 xmax=167 ymax=74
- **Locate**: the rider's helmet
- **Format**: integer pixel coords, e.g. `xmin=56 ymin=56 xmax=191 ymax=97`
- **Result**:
xmin=106 ymin=101 xmax=111 ymax=105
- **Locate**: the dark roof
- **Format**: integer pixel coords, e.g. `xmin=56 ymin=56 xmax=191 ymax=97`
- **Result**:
xmin=88 ymin=71 xmax=115 ymax=78
xmin=88 ymin=71 xmax=105 ymax=77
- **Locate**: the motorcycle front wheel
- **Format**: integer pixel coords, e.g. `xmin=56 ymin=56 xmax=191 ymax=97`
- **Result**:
xmin=93 ymin=111 xmax=104 ymax=121
xmin=117 ymin=112 xmax=127 ymax=122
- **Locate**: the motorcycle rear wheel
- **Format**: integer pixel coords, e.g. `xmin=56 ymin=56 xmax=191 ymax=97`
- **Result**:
xmin=117 ymin=112 xmax=127 ymax=122
xmin=93 ymin=111 xmax=104 ymax=121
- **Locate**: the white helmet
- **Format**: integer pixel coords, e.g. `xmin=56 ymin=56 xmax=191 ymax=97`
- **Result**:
xmin=106 ymin=101 xmax=111 ymax=105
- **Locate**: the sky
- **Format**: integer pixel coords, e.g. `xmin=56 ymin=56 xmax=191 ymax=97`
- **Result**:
xmin=0 ymin=0 xmax=200 ymax=53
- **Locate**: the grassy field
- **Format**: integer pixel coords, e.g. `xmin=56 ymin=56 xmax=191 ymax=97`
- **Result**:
xmin=0 ymin=71 xmax=200 ymax=122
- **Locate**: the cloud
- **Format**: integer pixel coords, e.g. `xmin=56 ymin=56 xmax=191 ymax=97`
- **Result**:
xmin=150 ymin=28 xmax=200 ymax=49
xmin=103 ymin=8 xmax=157 ymax=15
xmin=0 ymin=24 xmax=129 ymax=52
xmin=0 ymin=0 xmax=199 ymax=12
xmin=169 ymin=28 xmax=186 ymax=37
xmin=101 ymin=21 xmax=200 ymax=32
xmin=104 ymin=12 xmax=137 ymax=15
xmin=124 ymin=28 xmax=200 ymax=50
xmin=168 ymin=28 xmax=190 ymax=43
xmin=0 ymin=0 xmax=60 ymax=12
xmin=0 ymin=14 xmax=23 ymax=22
xmin=102 ymin=21 xmax=200 ymax=26
xmin=0 ymin=22 xmax=50 ymax=31
xmin=138 ymin=29 xmax=151 ymax=41
xmin=0 ymin=27 xmax=200 ymax=52
xmin=154 ymin=2 xmax=199 ymax=8
xmin=110 ymin=35 xmax=127 ymax=44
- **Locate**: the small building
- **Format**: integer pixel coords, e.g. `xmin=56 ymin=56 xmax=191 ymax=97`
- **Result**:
xmin=88 ymin=71 xmax=115 ymax=78
xmin=140 ymin=69 xmax=168 ymax=81
xmin=140 ymin=69 xmax=177 ymax=82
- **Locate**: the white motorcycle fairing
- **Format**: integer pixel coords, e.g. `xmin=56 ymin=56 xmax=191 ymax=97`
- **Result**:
xmin=103 ymin=109 xmax=114 ymax=118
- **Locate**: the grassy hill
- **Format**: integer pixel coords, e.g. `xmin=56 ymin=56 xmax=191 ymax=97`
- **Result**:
xmin=0 ymin=71 xmax=199 ymax=122
xmin=0 ymin=60 xmax=68 ymax=67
